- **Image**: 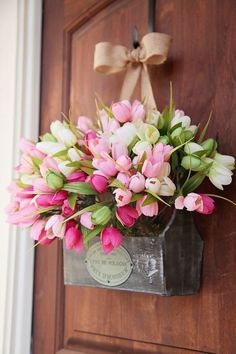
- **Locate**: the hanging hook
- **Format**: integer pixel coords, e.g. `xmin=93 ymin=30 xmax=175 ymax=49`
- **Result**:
xmin=132 ymin=26 xmax=140 ymax=49
xmin=132 ymin=0 xmax=156 ymax=48
xmin=148 ymin=0 xmax=156 ymax=33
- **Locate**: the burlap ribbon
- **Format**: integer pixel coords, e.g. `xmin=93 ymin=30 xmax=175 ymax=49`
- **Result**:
xmin=94 ymin=32 xmax=172 ymax=109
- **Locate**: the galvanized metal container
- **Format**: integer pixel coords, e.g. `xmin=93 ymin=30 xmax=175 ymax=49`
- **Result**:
xmin=63 ymin=210 xmax=203 ymax=296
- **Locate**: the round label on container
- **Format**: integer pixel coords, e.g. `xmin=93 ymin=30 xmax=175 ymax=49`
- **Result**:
xmin=85 ymin=242 xmax=133 ymax=286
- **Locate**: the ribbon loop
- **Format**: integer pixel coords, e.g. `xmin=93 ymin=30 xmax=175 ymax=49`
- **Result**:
xmin=94 ymin=32 xmax=172 ymax=109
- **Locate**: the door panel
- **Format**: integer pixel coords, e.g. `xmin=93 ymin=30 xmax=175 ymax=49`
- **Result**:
xmin=33 ymin=1 xmax=236 ymax=353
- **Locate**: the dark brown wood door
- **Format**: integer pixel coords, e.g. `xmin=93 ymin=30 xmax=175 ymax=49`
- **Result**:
xmin=33 ymin=1 xmax=236 ymax=353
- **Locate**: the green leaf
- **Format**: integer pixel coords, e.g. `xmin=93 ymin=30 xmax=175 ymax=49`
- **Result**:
xmin=15 ymin=179 xmax=31 ymax=188
xmin=67 ymin=193 xmax=78 ymax=209
xmin=146 ymin=190 xmax=171 ymax=207
xmin=63 ymin=182 xmax=97 ymax=195
xmin=39 ymin=133 xmax=57 ymax=142
xmin=142 ymin=194 xmax=157 ymax=206
xmin=82 ymin=225 xmax=104 ymax=246
xmin=109 ymin=178 xmax=126 ymax=190
xmin=66 ymin=161 xmax=81 ymax=168
xmin=65 ymin=202 xmax=106 ymax=221
xmin=198 ymin=111 xmax=212 ymax=143
xmin=192 ymin=150 xmax=207 ymax=157
xmin=31 ymin=156 xmax=42 ymax=168
xmin=171 ymin=151 xmax=179 ymax=172
xmin=169 ymin=122 xmax=182 ymax=134
xmin=182 ymin=173 xmax=206 ymax=195
xmin=53 ymin=149 xmax=68 ymax=157
xmin=130 ymin=193 xmax=144 ymax=202
xmin=137 ymin=151 xmax=147 ymax=172
xmin=80 ymin=166 xmax=94 ymax=175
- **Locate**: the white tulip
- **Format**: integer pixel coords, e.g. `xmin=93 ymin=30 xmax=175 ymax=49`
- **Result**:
xmin=184 ymin=142 xmax=204 ymax=154
xmin=36 ymin=142 xmax=66 ymax=155
xmin=159 ymin=177 xmax=176 ymax=196
xmin=68 ymin=147 xmax=83 ymax=161
xmin=146 ymin=110 xmax=161 ymax=126
xmin=132 ymin=140 xmax=152 ymax=155
xmin=21 ymin=173 xmax=40 ymax=185
xmin=50 ymin=121 xmax=77 ymax=147
xmin=58 ymin=161 xmax=76 ymax=177
xmin=208 ymin=162 xmax=233 ymax=190
xmin=214 ymin=153 xmax=235 ymax=170
xmin=145 ymin=178 xmax=161 ymax=193
xmin=137 ymin=123 xmax=160 ymax=144
xmin=109 ymin=122 xmax=137 ymax=146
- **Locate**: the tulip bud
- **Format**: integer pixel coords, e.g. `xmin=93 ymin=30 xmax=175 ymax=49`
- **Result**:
xmin=184 ymin=142 xmax=204 ymax=155
xmin=183 ymin=130 xmax=194 ymax=141
xmin=201 ymin=138 xmax=217 ymax=157
xmin=91 ymin=206 xmax=111 ymax=225
xmin=170 ymin=127 xmax=183 ymax=144
xmin=181 ymin=156 xmax=206 ymax=171
xmin=46 ymin=172 xmax=64 ymax=189
xmin=158 ymin=135 xmax=169 ymax=144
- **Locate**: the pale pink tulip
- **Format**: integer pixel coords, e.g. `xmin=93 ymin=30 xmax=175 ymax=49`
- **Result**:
xmin=116 ymin=205 xmax=138 ymax=227
xmin=116 ymin=155 xmax=132 ymax=172
xmin=114 ymin=188 xmax=132 ymax=207
xmin=100 ymin=109 xmax=120 ymax=134
xmin=65 ymin=226 xmax=83 ymax=252
xmin=116 ymin=172 xmax=130 ymax=188
xmin=19 ymin=138 xmax=35 ymax=154
xmin=80 ymin=212 xmax=94 ymax=229
xmin=92 ymin=156 xmax=117 ymax=177
xmin=40 ymin=156 xmax=60 ymax=178
xmin=33 ymin=178 xmax=53 ymax=193
xmin=112 ymin=100 xmax=132 ymax=123
xmin=175 ymin=193 xmax=215 ymax=215
xmin=136 ymin=195 xmax=159 ymax=217
xmin=174 ymin=196 xmax=185 ymax=210
xmin=88 ymin=137 xmax=110 ymax=157
xmin=77 ymin=116 xmax=93 ymax=133
xmin=129 ymin=172 xmax=146 ymax=193
xmin=131 ymin=100 xmax=145 ymax=121
xmin=16 ymin=154 xmax=34 ymax=174
xmin=142 ymin=158 xmax=164 ymax=178
xmin=153 ymin=142 xmax=173 ymax=162
xmin=30 ymin=220 xmax=55 ymax=245
xmin=45 ymin=215 xmax=66 ymax=238
xmin=183 ymin=193 xmax=203 ymax=211
xmin=6 ymin=199 xmax=39 ymax=227
xmin=100 ymin=226 xmax=123 ymax=253
xmin=111 ymin=143 xmax=128 ymax=160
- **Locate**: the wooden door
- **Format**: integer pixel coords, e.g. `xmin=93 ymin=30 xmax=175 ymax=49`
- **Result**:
xmin=33 ymin=1 xmax=236 ymax=353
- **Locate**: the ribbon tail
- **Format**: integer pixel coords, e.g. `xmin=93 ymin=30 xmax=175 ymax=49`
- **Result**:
xmin=141 ymin=64 xmax=157 ymax=110
xmin=119 ymin=64 xmax=142 ymax=101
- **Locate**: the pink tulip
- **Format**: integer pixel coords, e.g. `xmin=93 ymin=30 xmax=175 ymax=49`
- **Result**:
xmin=85 ymin=130 xmax=97 ymax=145
xmin=62 ymin=199 xmax=78 ymax=217
xmin=116 ymin=172 xmax=130 ymax=188
xmin=129 ymin=172 xmax=146 ymax=193
xmin=136 ymin=195 xmax=159 ymax=217
xmin=8 ymin=182 xmax=34 ymax=199
xmin=131 ymin=100 xmax=145 ymax=121
xmin=183 ymin=193 xmax=203 ymax=211
xmin=112 ymin=100 xmax=132 ymax=123
xmin=80 ymin=212 xmax=94 ymax=229
xmin=36 ymin=190 xmax=67 ymax=207
xmin=45 ymin=215 xmax=66 ymax=238
xmin=89 ymin=174 xmax=108 ymax=193
xmin=116 ymin=205 xmax=139 ymax=227
xmin=112 ymin=143 xmax=128 ymax=160
xmin=77 ymin=116 xmax=93 ymax=133
xmin=114 ymin=188 xmax=132 ymax=207
xmin=198 ymin=194 xmax=215 ymax=214
xmin=67 ymin=171 xmax=87 ymax=182
xmin=92 ymin=156 xmax=117 ymax=177
xmin=174 ymin=196 xmax=185 ymax=210
xmin=19 ymin=138 xmax=35 ymax=154
xmin=65 ymin=226 xmax=83 ymax=252
xmin=33 ymin=178 xmax=53 ymax=193
xmin=100 ymin=226 xmax=123 ymax=253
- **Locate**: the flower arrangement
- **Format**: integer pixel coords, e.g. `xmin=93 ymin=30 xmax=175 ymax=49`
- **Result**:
xmin=6 ymin=97 xmax=235 ymax=254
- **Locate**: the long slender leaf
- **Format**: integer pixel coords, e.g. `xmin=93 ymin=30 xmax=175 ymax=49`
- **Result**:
xmin=83 ymin=225 xmax=104 ymax=245
xmin=67 ymin=193 xmax=78 ymax=209
xmin=65 ymin=202 xmax=106 ymax=221
xmin=63 ymin=182 xmax=97 ymax=195
xmin=145 ymin=190 xmax=171 ymax=207
xmin=198 ymin=111 xmax=213 ymax=143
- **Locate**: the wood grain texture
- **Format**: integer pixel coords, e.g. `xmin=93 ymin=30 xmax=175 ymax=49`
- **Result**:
xmin=33 ymin=1 xmax=236 ymax=353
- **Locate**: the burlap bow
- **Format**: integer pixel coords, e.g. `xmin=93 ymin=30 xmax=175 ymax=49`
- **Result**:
xmin=94 ymin=32 xmax=172 ymax=109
